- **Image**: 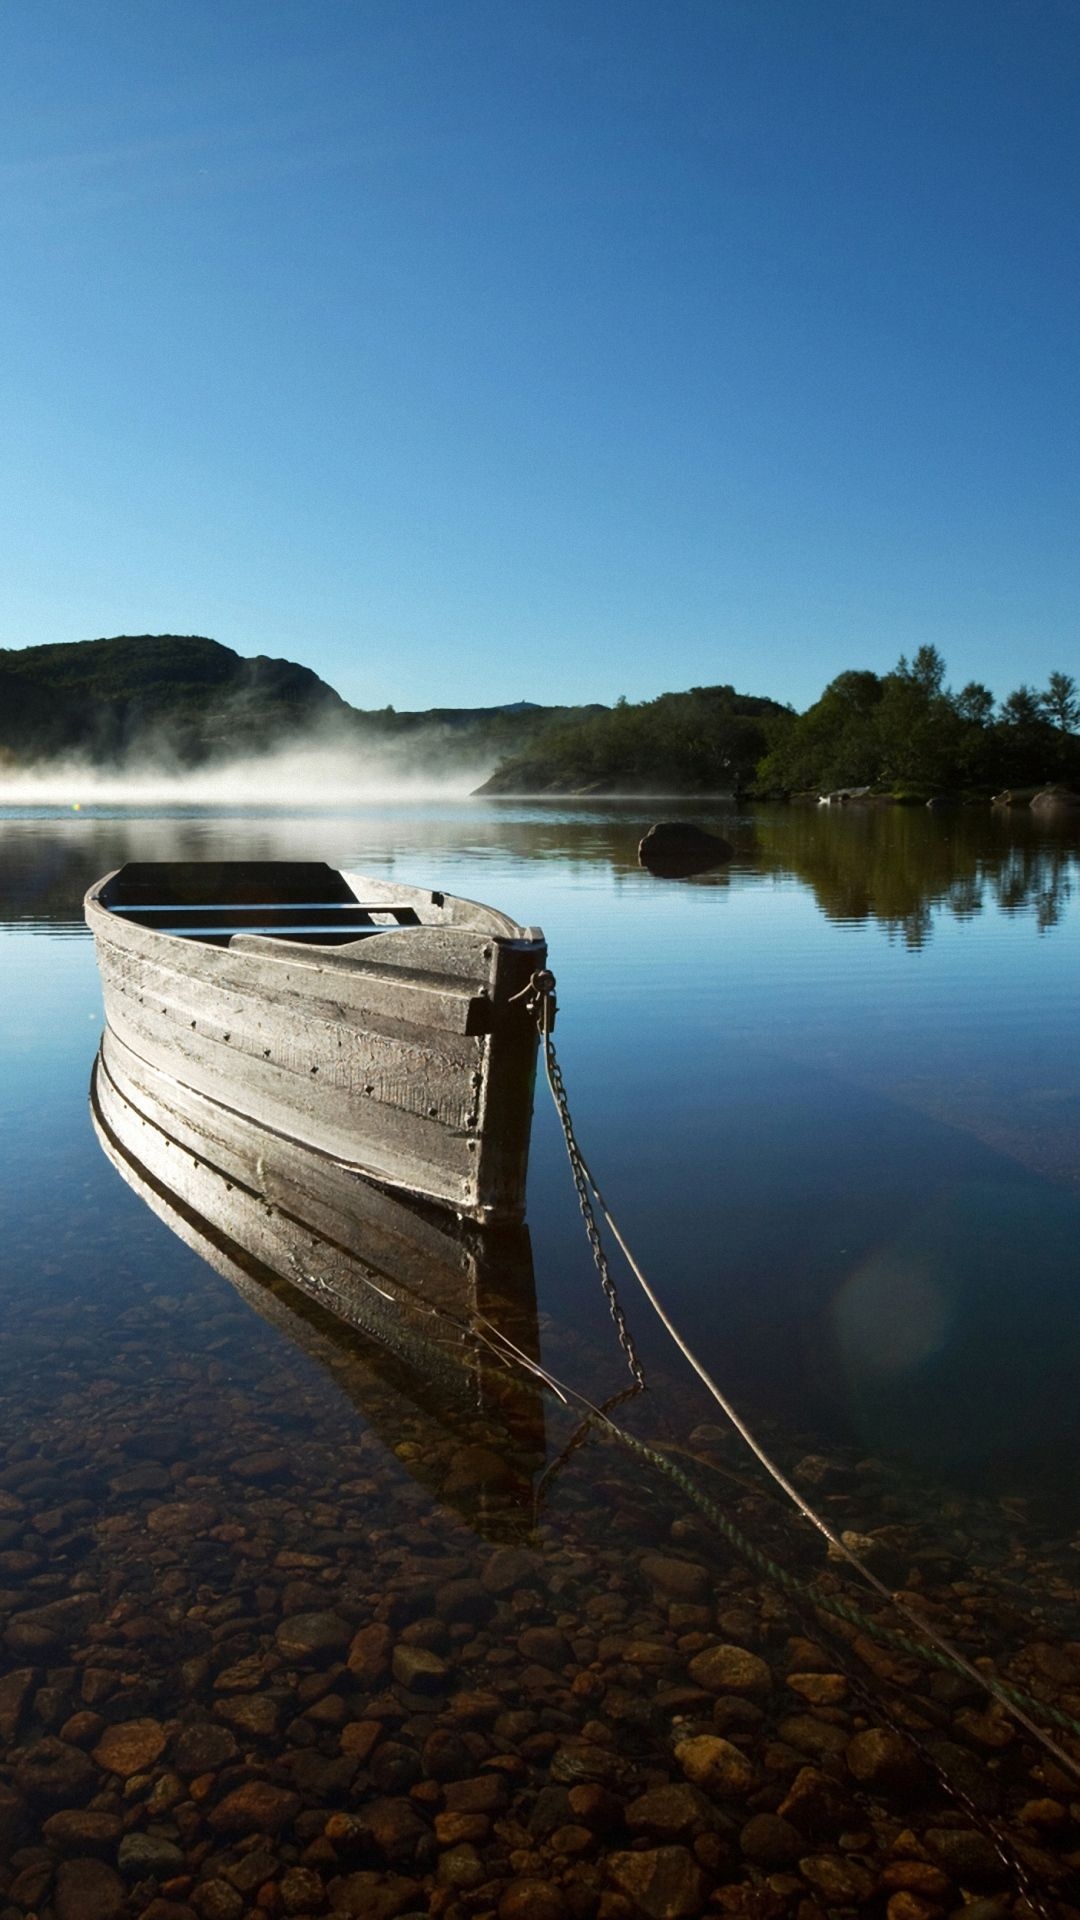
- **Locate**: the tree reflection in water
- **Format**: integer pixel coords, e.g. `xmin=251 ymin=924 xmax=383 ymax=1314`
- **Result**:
xmin=740 ymin=803 xmax=1079 ymax=947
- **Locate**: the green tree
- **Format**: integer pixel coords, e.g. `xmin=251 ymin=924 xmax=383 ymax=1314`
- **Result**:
xmin=903 ymin=644 xmax=947 ymax=697
xmin=1000 ymin=684 xmax=1043 ymax=728
xmin=994 ymin=684 xmax=1060 ymax=785
xmin=954 ymin=681 xmax=995 ymax=726
xmin=1041 ymin=670 xmax=1078 ymax=732
xmin=874 ymin=652 xmax=963 ymax=791
xmin=754 ymin=670 xmax=883 ymax=793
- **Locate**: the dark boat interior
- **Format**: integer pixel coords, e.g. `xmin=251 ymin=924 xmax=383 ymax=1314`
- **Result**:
xmin=98 ymin=860 xmax=422 ymax=946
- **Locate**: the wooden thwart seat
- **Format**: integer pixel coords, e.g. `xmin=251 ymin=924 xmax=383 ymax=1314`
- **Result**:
xmin=111 ymin=900 xmax=422 ymax=941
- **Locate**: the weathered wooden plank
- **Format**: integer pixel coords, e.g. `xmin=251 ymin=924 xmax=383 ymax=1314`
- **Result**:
xmin=95 ymin=930 xmax=491 ymax=1208
xmin=96 ymin=933 xmax=488 ymax=1053
xmin=100 ymin=1012 xmax=481 ymax=1212
xmin=227 ymin=935 xmax=494 ymax=1027
xmin=95 ymin=1037 xmax=481 ymax=1306
xmin=99 ymin=1030 xmax=489 ymax=1276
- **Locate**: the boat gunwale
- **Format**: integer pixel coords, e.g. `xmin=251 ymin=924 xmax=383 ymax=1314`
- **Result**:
xmin=85 ymin=865 xmax=544 ymax=950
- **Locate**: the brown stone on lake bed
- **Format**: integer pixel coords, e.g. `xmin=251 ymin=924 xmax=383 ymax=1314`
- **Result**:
xmin=435 ymin=1808 xmax=490 ymax=1845
xmin=885 ymin=1894 xmax=940 ymax=1920
xmin=444 ymin=1772 xmax=508 ymax=1814
xmin=214 ymin=1692 xmax=281 ymax=1737
xmin=639 ymin=1553 xmax=709 ymax=1602
xmin=518 ymin=1624 xmax=572 ymax=1667
xmin=13 ymin=1736 xmax=97 ymax=1806
xmin=568 ymin=1782 xmax=622 ymax=1830
xmin=738 ymin=1812 xmax=803 ymax=1867
xmin=275 ymin=1609 xmax=351 ymax=1661
xmin=92 ymin=1715 xmax=167 ymax=1777
xmin=626 ymin=1782 xmax=716 ymax=1838
xmin=687 ymin=1643 xmax=772 ymax=1694
xmin=53 ymin=1857 xmax=126 ymax=1920
xmin=231 ymin=1447 xmax=291 ymax=1480
xmin=420 ymin=1726 xmax=473 ymax=1779
xmin=923 ymin=1827 xmax=1005 ymax=1881
xmin=674 ymin=1733 xmax=755 ymax=1795
xmin=279 ymin=1866 xmax=326 ymax=1913
xmin=347 ymin=1620 xmax=393 ymax=1684
xmin=787 ymin=1670 xmax=847 ymax=1706
xmin=363 ymin=1794 xmax=429 ymax=1861
xmin=146 ymin=1500 xmax=217 ymax=1534
xmin=777 ymin=1765 xmax=853 ymax=1835
xmin=0 ymin=1780 xmax=29 ymax=1851
xmin=609 ymin=1844 xmax=707 ymax=1919
xmin=777 ymin=1712 xmax=850 ymax=1758
xmin=208 ymin=1779 xmax=301 ymax=1835
xmin=0 ymin=1666 xmax=35 ymax=1742
xmin=329 ymin=1870 xmax=421 ymax=1916
xmin=880 ymin=1862 xmax=953 ymax=1899
xmin=482 ymin=1544 xmax=543 ymax=1593
xmin=799 ymin=1853 xmax=877 ymax=1903
xmin=42 ymin=1809 xmax=125 ymax=1855
xmin=59 ymin=1710 xmax=105 ymax=1747
xmin=498 ymin=1881 xmax=571 ymax=1920
xmin=437 ymin=1842 xmax=486 ymax=1888
xmin=10 ymin=1863 xmax=55 ymax=1911
xmin=193 ymin=1880 xmax=244 ymax=1920
xmin=846 ymin=1726 xmax=924 ymax=1794
xmin=341 ymin=1717 xmax=382 ymax=1762
xmin=434 ymin=1576 xmax=492 ymax=1623
xmin=392 ymin=1642 xmax=449 ymax=1690
xmin=171 ymin=1719 xmax=239 ymax=1776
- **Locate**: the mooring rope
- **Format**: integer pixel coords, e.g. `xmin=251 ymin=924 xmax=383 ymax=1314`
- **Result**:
xmin=516 ymin=967 xmax=1080 ymax=1782
xmin=511 ymin=968 xmax=645 ymax=1391
xmin=297 ymin=1240 xmax=1065 ymax=1910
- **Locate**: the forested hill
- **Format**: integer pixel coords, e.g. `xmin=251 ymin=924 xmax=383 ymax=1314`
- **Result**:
xmin=0 ymin=635 xmax=348 ymax=766
xmin=478 ymin=648 xmax=1080 ymax=798
xmin=0 ymin=635 xmax=598 ymax=773
xmin=476 ymin=684 xmax=791 ymax=794
xmin=3 ymin=634 xmax=1076 ymax=797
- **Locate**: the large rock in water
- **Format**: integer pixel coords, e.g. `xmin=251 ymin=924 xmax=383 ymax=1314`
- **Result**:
xmin=638 ymin=821 xmax=733 ymax=877
xmin=1031 ymin=786 xmax=1080 ymax=813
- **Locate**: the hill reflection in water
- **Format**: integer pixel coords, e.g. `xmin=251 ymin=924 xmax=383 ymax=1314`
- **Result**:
xmin=1 ymin=797 xmax=1077 ymax=945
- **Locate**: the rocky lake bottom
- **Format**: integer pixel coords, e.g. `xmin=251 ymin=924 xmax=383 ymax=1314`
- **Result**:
xmin=1 ymin=1234 xmax=1079 ymax=1920
xmin=3 ymin=801 xmax=1080 ymax=1920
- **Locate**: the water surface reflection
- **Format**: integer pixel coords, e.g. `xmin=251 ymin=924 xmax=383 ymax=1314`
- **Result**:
xmin=4 ymin=802 xmax=1080 ymax=1906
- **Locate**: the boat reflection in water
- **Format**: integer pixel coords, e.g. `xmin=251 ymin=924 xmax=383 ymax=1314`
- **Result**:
xmin=89 ymin=1036 xmax=547 ymax=1538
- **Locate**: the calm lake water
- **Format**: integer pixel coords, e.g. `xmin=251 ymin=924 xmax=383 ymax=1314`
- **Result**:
xmin=2 ymin=798 xmax=1079 ymax=1909
xmin=5 ymin=799 xmax=1079 ymax=1500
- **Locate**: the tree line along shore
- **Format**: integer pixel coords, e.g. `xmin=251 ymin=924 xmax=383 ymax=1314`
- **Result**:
xmin=0 ymin=634 xmax=1076 ymax=803
xmin=478 ymin=647 xmax=1079 ymax=801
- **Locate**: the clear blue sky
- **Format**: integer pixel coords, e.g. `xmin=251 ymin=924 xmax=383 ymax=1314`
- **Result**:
xmin=2 ymin=0 xmax=1077 ymax=713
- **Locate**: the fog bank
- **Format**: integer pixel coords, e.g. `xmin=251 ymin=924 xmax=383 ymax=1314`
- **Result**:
xmin=0 ymin=736 xmax=491 ymax=806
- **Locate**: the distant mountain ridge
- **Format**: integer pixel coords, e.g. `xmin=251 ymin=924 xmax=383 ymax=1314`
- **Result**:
xmin=0 ymin=634 xmax=598 ymax=776
xmin=5 ymin=634 xmax=1076 ymax=798
xmin=0 ymin=633 xmax=800 ymax=795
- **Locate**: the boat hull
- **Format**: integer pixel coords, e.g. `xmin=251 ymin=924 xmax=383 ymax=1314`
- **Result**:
xmin=85 ymin=863 xmax=545 ymax=1222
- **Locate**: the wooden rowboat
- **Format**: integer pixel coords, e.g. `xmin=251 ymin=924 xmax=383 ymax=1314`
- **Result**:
xmin=85 ymin=861 xmax=546 ymax=1223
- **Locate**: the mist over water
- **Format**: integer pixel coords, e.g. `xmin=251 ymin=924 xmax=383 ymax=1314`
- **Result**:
xmin=0 ymin=734 xmax=491 ymax=806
